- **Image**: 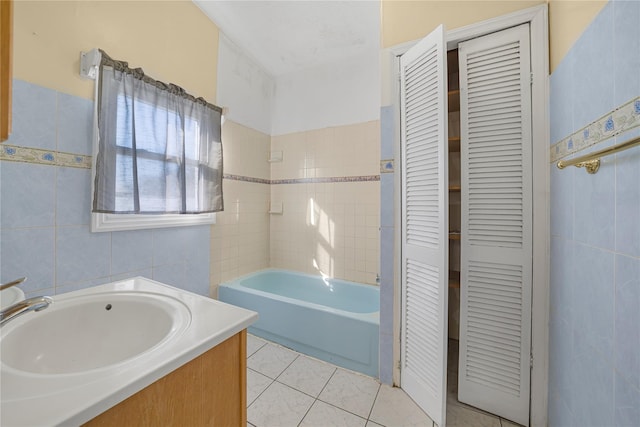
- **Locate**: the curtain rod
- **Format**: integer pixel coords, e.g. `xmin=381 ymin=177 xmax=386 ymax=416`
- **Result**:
xmin=80 ymin=49 xmax=223 ymax=114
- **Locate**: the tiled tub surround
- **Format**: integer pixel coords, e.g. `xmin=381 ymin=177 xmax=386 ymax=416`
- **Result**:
xmin=270 ymin=122 xmax=381 ymax=285
xmin=210 ymin=120 xmax=382 ymax=296
xmin=0 ymin=80 xmax=210 ymax=298
xmin=548 ymin=1 xmax=640 ymax=426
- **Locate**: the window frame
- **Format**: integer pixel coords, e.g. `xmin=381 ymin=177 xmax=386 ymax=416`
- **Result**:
xmin=91 ymin=210 xmax=216 ymax=233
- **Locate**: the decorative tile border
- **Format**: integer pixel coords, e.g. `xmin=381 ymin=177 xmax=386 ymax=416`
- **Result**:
xmin=550 ymin=96 xmax=640 ymax=163
xmin=380 ymin=159 xmax=394 ymax=174
xmin=0 ymin=144 xmax=92 ymax=169
xmin=271 ymin=175 xmax=380 ymax=185
xmin=1 ymin=144 xmax=382 ymax=186
xmin=223 ymin=173 xmax=270 ymax=185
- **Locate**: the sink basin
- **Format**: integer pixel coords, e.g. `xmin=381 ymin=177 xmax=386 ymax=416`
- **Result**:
xmin=0 ymin=286 xmax=25 ymax=309
xmin=0 ymin=292 xmax=191 ymax=375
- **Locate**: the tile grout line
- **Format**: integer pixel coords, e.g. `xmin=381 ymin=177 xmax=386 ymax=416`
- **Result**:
xmin=365 ymin=382 xmax=382 ymax=424
xmin=306 ymin=369 xmax=380 ymax=426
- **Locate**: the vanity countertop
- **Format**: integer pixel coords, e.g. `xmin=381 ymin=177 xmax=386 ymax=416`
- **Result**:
xmin=0 ymin=277 xmax=258 ymax=427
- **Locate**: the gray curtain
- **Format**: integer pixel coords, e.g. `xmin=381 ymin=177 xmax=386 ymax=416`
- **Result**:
xmin=93 ymin=50 xmax=223 ymax=214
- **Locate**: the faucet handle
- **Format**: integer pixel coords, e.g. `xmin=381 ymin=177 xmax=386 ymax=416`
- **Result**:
xmin=0 ymin=277 xmax=27 ymax=291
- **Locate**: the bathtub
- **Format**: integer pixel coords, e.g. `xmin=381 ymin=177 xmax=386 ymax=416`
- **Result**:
xmin=219 ymin=269 xmax=379 ymax=377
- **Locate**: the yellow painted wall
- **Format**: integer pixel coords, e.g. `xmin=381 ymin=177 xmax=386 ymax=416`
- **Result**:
xmin=548 ymin=0 xmax=607 ymax=71
xmin=13 ymin=1 xmax=219 ymax=101
xmin=381 ymin=0 xmax=607 ymax=72
xmin=381 ymin=1 xmax=544 ymax=48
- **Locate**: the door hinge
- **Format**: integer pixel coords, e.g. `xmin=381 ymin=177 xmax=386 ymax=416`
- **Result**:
xmin=530 ymin=72 xmax=534 ymax=86
xmin=530 ymin=353 xmax=534 ymax=369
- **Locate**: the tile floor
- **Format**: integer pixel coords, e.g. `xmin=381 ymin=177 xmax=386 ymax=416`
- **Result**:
xmin=246 ymin=335 xmax=523 ymax=427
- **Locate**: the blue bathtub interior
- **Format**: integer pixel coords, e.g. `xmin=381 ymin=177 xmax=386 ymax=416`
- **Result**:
xmin=219 ymin=269 xmax=380 ymax=378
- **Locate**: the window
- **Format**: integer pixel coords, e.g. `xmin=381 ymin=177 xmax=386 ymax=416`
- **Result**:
xmin=91 ymin=50 xmax=223 ymax=232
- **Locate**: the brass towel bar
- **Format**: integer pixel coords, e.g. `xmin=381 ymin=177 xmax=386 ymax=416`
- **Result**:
xmin=556 ymin=135 xmax=640 ymax=174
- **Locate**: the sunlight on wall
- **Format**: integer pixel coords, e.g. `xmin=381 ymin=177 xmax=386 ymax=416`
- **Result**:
xmin=307 ymin=197 xmax=338 ymax=277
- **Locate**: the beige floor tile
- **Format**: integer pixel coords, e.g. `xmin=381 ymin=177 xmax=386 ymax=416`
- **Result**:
xmin=278 ymin=355 xmax=337 ymax=397
xmin=500 ymin=418 xmax=525 ymax=427
xmin=247 ymin=368 xmax=273 ymax=406
xmin=300 ymin=400 xmax=367 ymax=427
xmin=247 ymin=343 xmax=298 ymax=379
xmin=248 ymin=381 xmax=314 ymax=427
xmin=446 ymin=402 xmax=501 ymax=427
xmin=318 ymin=369 xmax=380 ymax=418
xmin=369 ymin=384 xmax=434 ymax=427
xmin=247 ymin=334 xmax=268 ymax=357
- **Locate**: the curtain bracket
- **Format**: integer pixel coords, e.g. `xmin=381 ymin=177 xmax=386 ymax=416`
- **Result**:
xmin=80 ymin=49 xmax=101 ymax=80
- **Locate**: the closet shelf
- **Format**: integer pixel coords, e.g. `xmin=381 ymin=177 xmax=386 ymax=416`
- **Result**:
xmin=449 ymin=185 xmax=461 ymax=192
xmin=449 ymin=232 xmax=461 ymax=240
xmin=449 ymin=270 xmax=460 ymax=288
xmin=448 ymin=90 xmax=460 ymax=112
xmin=448 ymin=136 xmax=460 ymax=151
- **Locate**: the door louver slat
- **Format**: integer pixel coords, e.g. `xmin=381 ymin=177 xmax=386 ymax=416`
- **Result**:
xmin=465 ymin=261 xmax=523 ymax=396
xmin=405 ymin=44 xmax=441 ymax=249
xmin=405 ymin=260 xmax=440 ymax=394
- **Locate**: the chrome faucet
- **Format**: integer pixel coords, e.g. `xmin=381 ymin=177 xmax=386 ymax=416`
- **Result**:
xmin=0 ymin=277 xmax=53 ymax=327
xmin=0 ymin=296 xmax=54 ymax=326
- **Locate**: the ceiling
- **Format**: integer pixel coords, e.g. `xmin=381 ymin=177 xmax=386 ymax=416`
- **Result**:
xmin=193 ymin=1 xmax=380 ymax=77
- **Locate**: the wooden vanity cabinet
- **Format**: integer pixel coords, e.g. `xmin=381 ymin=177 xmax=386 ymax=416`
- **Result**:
xmin=84 ymin=330 xmax=247 ymax=427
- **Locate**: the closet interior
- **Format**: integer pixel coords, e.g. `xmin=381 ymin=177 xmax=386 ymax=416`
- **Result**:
xmin=446 ymin=48 xmax=462 ymax=405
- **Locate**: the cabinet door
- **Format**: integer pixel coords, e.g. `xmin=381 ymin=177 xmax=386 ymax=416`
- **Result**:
xmin=399 ymin=24 xmax=449 ymax=427
xmin=458 ymin=23 xmax=533 ymax=426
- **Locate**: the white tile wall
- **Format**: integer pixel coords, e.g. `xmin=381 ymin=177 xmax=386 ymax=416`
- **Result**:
xmin=269 ymin=121 xmax=381 ymax=285
xmin=210 ymin=119 xmax=381 ymax=293
xmin=210 ymin=121 xmax=271 ymax=297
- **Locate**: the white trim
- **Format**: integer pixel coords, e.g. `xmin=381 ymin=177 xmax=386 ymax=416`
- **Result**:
xmin=91 ymin=212 xmax=216 ymax=233
xmin=391 ymin=51 xmax=403 ymax=388
xmin=389 ymin=4 xmax=549 ymax=426
xmin=528 ymin=6 xmax=551 ymax=427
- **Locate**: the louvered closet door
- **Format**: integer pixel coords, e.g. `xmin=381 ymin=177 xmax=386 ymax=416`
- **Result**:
xmin=400 ymin=24 xmax=449 ymax=427
xmin=458 ymin=24 xmax=532 ymax=426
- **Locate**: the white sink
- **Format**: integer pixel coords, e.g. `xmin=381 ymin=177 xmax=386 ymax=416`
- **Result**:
xmin=0 ymin=286 xmax=25 ymax=309
xmin=1 ymin=277 xmax=257 ymax=427
xmin=1 ymin=291 xmax=191 ymax=375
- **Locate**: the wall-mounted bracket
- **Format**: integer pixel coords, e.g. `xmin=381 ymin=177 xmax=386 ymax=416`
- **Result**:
xmin=80 ymin=49 xmax=101 ymax=80
xmin=575 ymin=159 xmax=600 ymax=174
